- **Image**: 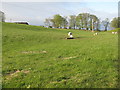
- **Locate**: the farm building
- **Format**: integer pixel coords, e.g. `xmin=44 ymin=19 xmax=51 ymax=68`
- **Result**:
xmin=15 ymin=22 xmax=29 ymax=25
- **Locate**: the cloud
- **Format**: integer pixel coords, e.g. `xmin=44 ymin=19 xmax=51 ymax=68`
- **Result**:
xmin=2 ymin=2 xmax=118 ymax=25
xmin=76 ymin=8 xmax=118 ymax=20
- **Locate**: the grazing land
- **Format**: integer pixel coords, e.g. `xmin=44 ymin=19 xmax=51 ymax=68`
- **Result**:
xmin=2 ymin=23 xmax=118 ymax=88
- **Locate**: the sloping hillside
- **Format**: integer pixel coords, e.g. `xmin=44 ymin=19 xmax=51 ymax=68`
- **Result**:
xmin=2 ymin=23 xmax=118 ymax=88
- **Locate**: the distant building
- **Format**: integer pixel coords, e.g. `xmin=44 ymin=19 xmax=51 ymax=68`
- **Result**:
xmin=15 ymin=22 xmax=29 ymax=25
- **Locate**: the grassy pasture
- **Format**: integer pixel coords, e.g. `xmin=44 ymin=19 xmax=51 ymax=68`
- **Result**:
xmin=2 ymin=23 xmax=118 ymax=88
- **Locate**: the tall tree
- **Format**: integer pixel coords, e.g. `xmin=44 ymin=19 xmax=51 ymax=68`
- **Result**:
xmin=76 ymin=13 xmax=84 ymax=30
xmin=50 ymin=14 xmax=63 ymax=28
xmin=96 ymin=18 xmax=100 ymax=31
xmin=69 ymin=15 xmax=76 ymax=29
xmin=44 ymin=18 xmax=51 ymax=27
xmin=89 ymin=14 xmax=99 ymax=31
xmin=62 ymin=16 xmax=68 ymax=29
xmin=76 ymin=13 xmax=99 ymax=30
xmin=0 ymin=11 xmax=5 ymax=22
xmin=110 ymin=17 xmax=118 ymax=28
xmin=89 ymin=14 xmax=93 ymax=30
xmin=82 ymin=13 xmax=90 ymax=30
xmin=102 ymin=18 xmax=109 ymax=31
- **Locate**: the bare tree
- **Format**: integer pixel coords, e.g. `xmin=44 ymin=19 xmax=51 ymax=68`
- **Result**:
xmin=44 ymin=18 xmax=51 ymax=27
xmin=102 ymin=18 xmax=109 ymax=31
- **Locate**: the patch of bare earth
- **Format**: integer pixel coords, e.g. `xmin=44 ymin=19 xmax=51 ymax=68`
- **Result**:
xmin=21 ymin=51 xmax=47 ymax=54
xmin=63 ymin=56 xmax=77 ymax=60
xmin=5 ymin=70 xmax=30 ymax=80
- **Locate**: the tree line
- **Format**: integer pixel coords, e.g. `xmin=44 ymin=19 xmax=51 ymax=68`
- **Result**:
xmin=0 ymin=11 xmax=119 ymax=30
xmin=44 ymin=13 xmax=119 ymax=31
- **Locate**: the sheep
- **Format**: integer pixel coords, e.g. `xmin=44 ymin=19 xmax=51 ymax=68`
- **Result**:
xmin=115 ymin=32 xmax=117 ymax=34
xmin=68 ymin=32 xmax=73 ymax=38
xmin=112 ymin=32 xmax=115 ymax=34
xmin=93 ymin=32 xmax=98 ymax=36
xmin=112 ymin=32 xmax=117 ymax=34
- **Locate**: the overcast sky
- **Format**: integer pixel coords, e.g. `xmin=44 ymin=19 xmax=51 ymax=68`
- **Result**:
xmin=1 ymin=0 xmax=119 ymax=26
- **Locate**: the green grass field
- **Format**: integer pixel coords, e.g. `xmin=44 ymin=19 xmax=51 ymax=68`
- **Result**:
xmin=2 ymin=23 xmax=118 ymax=88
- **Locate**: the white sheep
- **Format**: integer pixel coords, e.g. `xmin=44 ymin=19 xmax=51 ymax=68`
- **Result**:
xmin=93 ymin=32 xmax=98 ymax=36
xmin=112 ymin=32 xmax=117 ymax=34
xmin=115 ymin=32 xmax=117 ymax=34
xmin=112 ymin=32 xmax=115 ymax=34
